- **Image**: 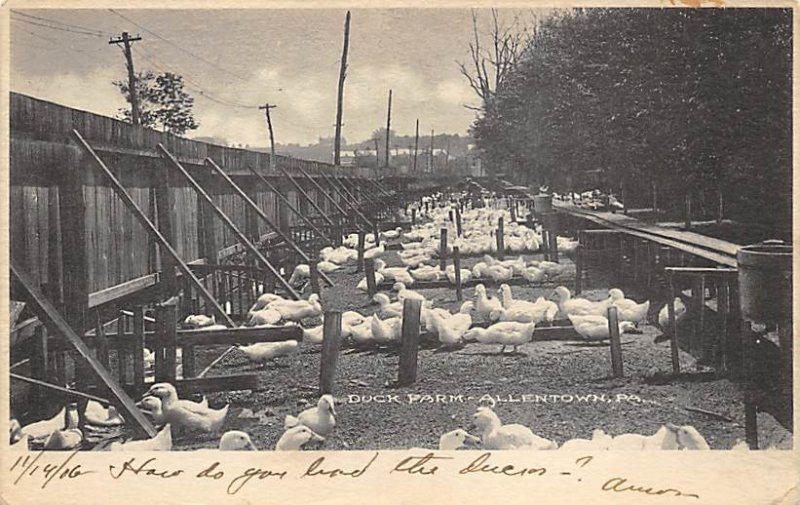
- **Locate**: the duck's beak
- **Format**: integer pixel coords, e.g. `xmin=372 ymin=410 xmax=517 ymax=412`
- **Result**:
xmin=246 ymin=439 xmax=257 ymax=450
xmin=328 ymin=403 xmax=337 ymax=417
xmin=464 ymin=433 xmax=481 ymax=446
xmin=665 ymin=423 xmax=680 ymax=432
xmin=312 ymin=433 xmax=326 ymax=443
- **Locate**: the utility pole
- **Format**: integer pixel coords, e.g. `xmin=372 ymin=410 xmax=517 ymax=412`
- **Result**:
xmin=259 ymin=103 xmax=277 ymax=169
xmin=385 ymin=89 xmax=392 ymax=168
xmin=109 ymin=32 xmax=143 ymax=125
xmin=333 ymin=11 xmax=351 ymax=166
xmin=413 ymin=118 xmax=419 ymax=172
xmin=429 ymin=129 xmax=434 ymax=173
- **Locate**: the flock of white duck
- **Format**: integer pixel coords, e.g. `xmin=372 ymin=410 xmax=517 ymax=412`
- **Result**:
xmin=9 ymin=392 xmax=722 ymax=451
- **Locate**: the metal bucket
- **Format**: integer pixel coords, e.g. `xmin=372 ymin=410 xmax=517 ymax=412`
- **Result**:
xmin=533 ymin=195 xmax=552 ymax=214
xmin=736 ymin=240 xmax=792 ymax=323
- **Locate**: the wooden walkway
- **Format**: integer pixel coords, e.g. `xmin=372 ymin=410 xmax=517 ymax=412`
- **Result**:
xmin=555 ymin=202 xmax=740 ymax=267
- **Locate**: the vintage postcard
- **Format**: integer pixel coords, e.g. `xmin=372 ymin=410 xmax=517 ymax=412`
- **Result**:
xmin=1 ymin=1 xmax=798 ymax=504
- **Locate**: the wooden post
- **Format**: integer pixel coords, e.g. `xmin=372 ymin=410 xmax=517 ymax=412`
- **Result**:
xmin=94 ymin=311 xmax=110 ymax=372
xmin=455 ymin=206 xmax=462 ymax=236
xmin=155 ymin=301 xmax=178 ymax=383
xmin=155 ymin=156 xmax=178 ymax=298
xmin=132 ymin=305 xmax=145 ymax=391
xmin=453 ymin=246 xmax=463 ymax=301
xmin=309 ymin=259 xmax=321 ymax=295
xmin=31 ymin=325 xmax=49 ymax=413
xmin=668 ymin=276 xmax=681 ymax=374
xmin=510 ymin=202 xmax=516 ymax=222
xmin=411 ymin=208 xmax=416 ymax=227
xmin=496 ymin=217 xmax=505 ymax=260
xmin=694 ymin=275 xmax=706 ymax=359
xmin=439 ymin=228 xmax=448 ymax=271
xmin=364 ymin=258 xmax=378 ymax=297
xmin=717 ymin=279 xmax=730 ymax=373
xmin=607 ymin=306 xmax=624 ymax=378
xmin=356 ymin=231 xmax=366 ymax=272
xmin=319 ymin=311 xmax=342 ymax=395
xmin=398 ymin=299 xmax=422 ymax=386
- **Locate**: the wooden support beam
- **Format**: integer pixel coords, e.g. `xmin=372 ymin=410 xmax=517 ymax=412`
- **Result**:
xmin=439 ymin=228 xmax=448 ymax=271
xmin=11 ymin=373 xmax=112 ymax=405
xmin=607 ymin=306 xmax=624 ymax=378
xmin=453 ymin=246 xmax=463 ymax=301
xmin=496 ymin=217 xmax=505 ymax=260
xmin=157 ymin=146 xmax=300 ymax=300
xmin=293 ymin=164 xmax=361 ymax=227
xmin=11 ymin=260 xmax=157 ymax=438
xmin=71 ymin=130 xmax=235 ymax=328
xmin=319 ymin=311 xmax=342 ymax=395
xmin=357 ymin=231 xmax=366 ymax=272
xmin=364 ymin=258 xmax=378 ymax=297
xmin=668 ymin=277 xmax=681 ymax=374
xmin=132 ymin=305 xmax=145 ymax=390
xmin=155 ymin=154 xmax=178 ymax=298
xmin=246 ymin=165 xmax=333 ymax=245
xmin=398 ymin=298 xmax=422 ymax=386
xmin=207 ymin=159 xmax=334 ymax=288
xmin=277 ymin=165 xmax=338 ymax=225
xmin=309 ymin=259 xmax=321 ymax=295
xmin=314 ymin=167 xmax=374 ymax=229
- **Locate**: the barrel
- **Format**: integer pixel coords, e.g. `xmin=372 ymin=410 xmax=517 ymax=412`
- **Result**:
xmin=736 ymin=241 xmax=792 ymax=323
xmin=533 ymin=195 xmax=552 ymax=214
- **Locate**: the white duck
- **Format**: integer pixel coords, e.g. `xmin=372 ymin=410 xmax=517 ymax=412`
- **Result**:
xmin=364 ymin=244 xmax=385 ymax=260
xmin=317 ymin=261 xmax=340 ymax=274
xmin=43 ymin=404 xmax=82 ymax=450
xmin=553 ymin=286 xmax=613 ymax=317
xmin=658 ymin=297 xmax=688 ymax=329
xmin=268 ymin=294 xmax=322 ymax=321
xmin=472 ymin=407 xmax=557 ymax=450
xmin=489 ymin=296 xmax=558 ymax=325
xmin=237 ymin=340 xmax=299 ymax=364
xmin=370 ymin=312 xmax=402 ymax=345
xmin=284 ymin=395 xmax=336 ymax=436
xmin=145 ymin=383 xmax=229 ymax=433
xmin=373 ymin=293 xmax=403 ymax=318
xmin=302 ymin=325 xmax=324 ymax=344
xmin=483 ymin=264 xmax=514 ymax=283
xmin=438 ymin=429 xmax=481 ymax=450
xmin=247 ymin=308 xmax=282 ymax=327
xmin=430 ymin=305 xmax=473 ymax=347
xmin=84 ymin=400 xmax=125 ymax=426
xmin=521 ymin=266 xmax=545 ymax=283
xmin=494 ymin=321 xmax=536 ymax=353
xmin=568 ymin=314 xmax=636 ymax=341
xmin=673 ymin=425 xmax=711 ymax=450
xmin=9 ymin=420 xmax=30 ymax=451
xmin=394 ymin=282 xmax=425 ymax=303
xmin=137 ymin=396 xmax=167 ymax=425
xmin=184 ymin=314 xmax=217 ymax=328
xmin=249 ymin=293 xmax=286 ymax=313
xmin=410 ymin=265 xmax=442 ymax=281
xmin=357 ymin=272 xmax=385 ymax=292
xmin=374 ymin=259 xmax=415 ymax=285
xmin=608 ymin=289 xmax=651 ymax=325
xmin=445 ymin=265 xmax=472 ymax=285
xmin=474 ymin=284 xmax=502 ymax=320
xmin=559 ymin=429 xmax=613 ymax=450
xmin=276 ymin=425 xmax=325 ymax=451
xmin=109 ymin=424 xmax=173 ymax=451
xmin=20 ymin=406 xmax=77 ymax=440
xmin=288 ymin=264 xmax=310 ymax=285
xmin=609 ymin=424 xmax=680 ymax=450
xmin=219 ymin=430 xmax=257 ymax=450
xmin=348 ymin=317 xmax=374 ymax=346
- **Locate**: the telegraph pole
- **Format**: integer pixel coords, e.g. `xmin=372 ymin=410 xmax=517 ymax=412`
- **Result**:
xmin=259 ymin=103 xmax=278 ymax=168
xmin=384 ymin=89 xmax=392 ymax=168
xmin=109 ymin=32 xmax=143 ymax=125
xmin=333 ymin=11 xmax=351 ymax=166
xmin=413 ymin=118 xmax=419 ymax=172
xmin=429 ymin=129 xmax=435 ymax=172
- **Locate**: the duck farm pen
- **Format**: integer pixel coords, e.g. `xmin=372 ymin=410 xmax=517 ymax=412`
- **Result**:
xmin=9 ymin=93 xmax=791 ymax=453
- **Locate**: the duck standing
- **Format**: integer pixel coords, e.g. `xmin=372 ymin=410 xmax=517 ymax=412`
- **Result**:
xmin=145 ymin=383 xmax=229 ymax=433
xmin=284 ymin=395 xmax=336 ymax=437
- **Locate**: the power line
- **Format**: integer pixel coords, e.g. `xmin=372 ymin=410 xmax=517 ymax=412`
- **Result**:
xmin=108 ymin=9 xmax=252 ymax=83
xmin=15 ymin=28 xmax=104 ymax=54
xmin=12 ymin=11 xmax=113 ymax=36
xmin=10 ymin=15 xmax=109 ymax=38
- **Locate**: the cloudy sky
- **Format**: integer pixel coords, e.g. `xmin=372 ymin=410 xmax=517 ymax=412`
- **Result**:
xmin=11 ymin=8 xmax=534 ymax=147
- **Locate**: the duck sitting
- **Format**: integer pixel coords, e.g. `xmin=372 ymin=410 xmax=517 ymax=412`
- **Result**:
xmin=268 ymin=294 xmax=322 ymax=321
xmin=609 ymin=424 xmax=680 ymax=450
xmin=568 ymin=314 xmax=636 ymax=342
xmin=521 ymin=266 xmax=545 ymax=283
xmin=410 ymin=264 xmax=442 ymax=282
xmin=445 ymin=265 xmax=472 ymax=285
xmin=145 ymin=383 xmax=229 ymax=433
xmin=658 ymin=297 xmax=688 ymax=329
xmin=357 ymin=272 xmax=385 ymax=292
xmin=489 ymin=297 xmax=559 ymax=325
xmin=559 ymin=429 xmax=613 ymax=450
xmin=472 ymin=407 xmax=557 ymax=450
xmin=394 ymin=282 xmax=425 ymax=303
xmin=471 ymin=261 xmax=489 ymax=278
xmin=553 ymin=286 xmax=613 ymax=318
xmin=249 ymin=293 xmax=286 ymax=313
xmin=348 ymin=317 xmax=374 ymax=346
xmin=483 ymin=264 xmax=514 ymax=283
xmin=110 ymin=424 xmax=173 ymax=451
xmin=237 ymin=340 xmax=299 ymax=365
xmin=364 ymin=244 xmax=385 ymax=260
xmin=284 ymin=395 xmax=336 ymax=437
xmin=381 ymin=227 xmax=403 ymax=240
xmin=84 ymin=400 xmax=125 ymax=426
xmin=43 ymin=404 xmax=82 ymax=450
xmin=429 ymin=305 xmax=473 ymax=348
xmin=374 ymin=259 xmax=415 ymax=285
xmin=673 ymin=425 xmax=711 ymax=450
xmin=276 ymin=425 xmax=325 ymax=451
xmin=373 ymin=293 xmax=403 ymax=318
xmin=20 ymin=405 xmax=77 ymax=441
xmin=474 ymin=284 xmax=503 ymax=320
xmin=184 ymin=314 xmax=217 ymax=328
xmin=370 ymin=312 xmax=402 ymax=345
xmin=219 ymin=430 xmax=257 ymax=450
xmin=608 ymin=289 xmax=651 ymax=325
xmin=302 ymin=325 xmax=324 ymax=344
xmin=288 ymin=264 xmax=310 ymax=285
xmin=438 ymin=429 xmax=481 ymax=450
xmin=538 ymin=261 xmax=566 ymax=277
xmin=247 ymin=308 xmax=283 ymax=327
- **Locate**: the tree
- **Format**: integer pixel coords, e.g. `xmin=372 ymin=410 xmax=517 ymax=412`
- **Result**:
xmin=114 ymin=71 xmax=199 ymax=134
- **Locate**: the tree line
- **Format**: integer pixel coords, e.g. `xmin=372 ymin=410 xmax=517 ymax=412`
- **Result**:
xmin=469 ymin=8 xmax=791 ymax=235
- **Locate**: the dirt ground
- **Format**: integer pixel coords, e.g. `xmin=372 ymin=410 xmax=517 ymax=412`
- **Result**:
xmin=172 ymin=247 xmax=792 ymax=452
